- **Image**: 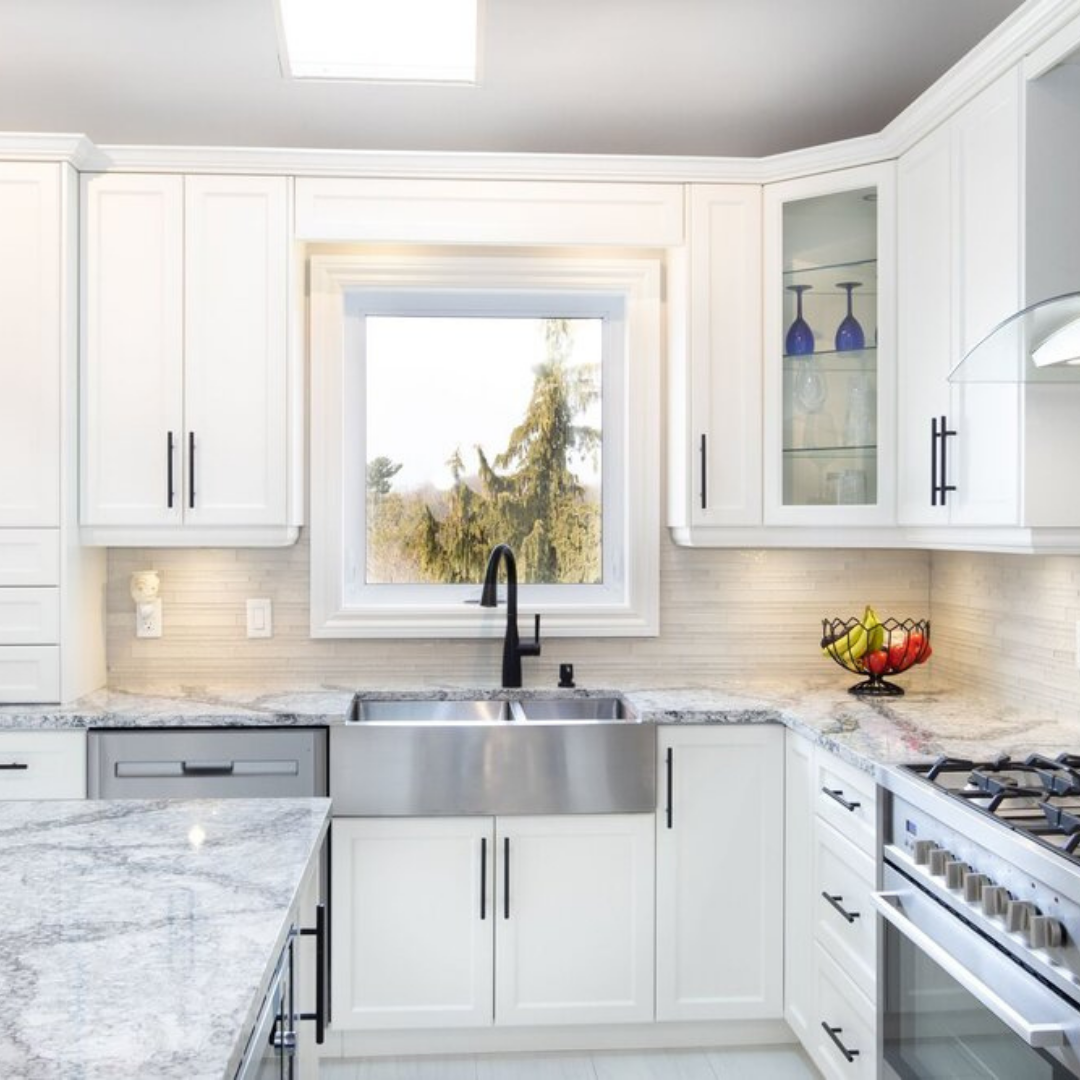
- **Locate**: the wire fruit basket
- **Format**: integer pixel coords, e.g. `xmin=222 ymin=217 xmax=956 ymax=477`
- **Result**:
xmin=821 ymin=615 xmax=932 ymax=696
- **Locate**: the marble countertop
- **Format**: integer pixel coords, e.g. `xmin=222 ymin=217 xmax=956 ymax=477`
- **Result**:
xmin=2 ymin=679 xmax=1078 ymax=777
xmin=0 ymin=797 xmax=330 ymax=1080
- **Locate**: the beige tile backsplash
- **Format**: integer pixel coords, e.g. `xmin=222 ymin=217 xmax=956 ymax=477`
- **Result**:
xmin=106 ymin=534 xmax=931 ymax=691
xmin=929 ymin=551 xmax=1080 ymax=715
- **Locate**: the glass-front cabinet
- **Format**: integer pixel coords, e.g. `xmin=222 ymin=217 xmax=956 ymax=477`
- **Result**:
xmin=763 ymin=163 xmax=896 ymax=526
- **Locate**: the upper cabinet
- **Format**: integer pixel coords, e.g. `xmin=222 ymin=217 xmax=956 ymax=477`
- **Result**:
xmin=763 ymin=163 xmax=896 ymax=528
xmin=80 ymin=173 xmax=300 ymax=546
xmin=898 ymin=62 xmax=1080 ymax=545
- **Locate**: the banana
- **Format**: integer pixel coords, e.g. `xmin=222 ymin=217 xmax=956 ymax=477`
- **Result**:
xmin=864 ymin=605 xmax=886 ymax=654
xmin=824 ymin=621 xmax=867 ymax=666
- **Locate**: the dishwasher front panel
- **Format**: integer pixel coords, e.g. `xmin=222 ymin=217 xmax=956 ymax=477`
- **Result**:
xmin=88 ymin=728 xmax=328 ymax=799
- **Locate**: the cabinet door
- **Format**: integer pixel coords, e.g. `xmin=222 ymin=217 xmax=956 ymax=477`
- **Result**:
xmin=184 ymin=176 xmax=289 ymax=526
xmin=0 ymin=164 xmax=60 ymax=526
xmin=656 ymin=724 xmax=783 ymax=1021
xmin=330 ymin=817 xmax=493 ymax=1030
xmin=896 ymin=125 xmax=952 ymax=526
xmin=682 ymin=184 xmax=762 ymax=527
xmin=784 ymin=730 xmax=815 ymax=1045
xmin=81 ymin=174 xmax=183 ymax=526
xmin=950 ymin=68 xmax=1023 ymax=527
xmin=495 ymin=814 xmax=655 ymax=1027
xmin=0 ymin=730 xmax=85 ymax=798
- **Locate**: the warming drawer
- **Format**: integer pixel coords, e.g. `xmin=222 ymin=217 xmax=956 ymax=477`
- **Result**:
xmin=88 ymin=728 xmax=328 ymax=799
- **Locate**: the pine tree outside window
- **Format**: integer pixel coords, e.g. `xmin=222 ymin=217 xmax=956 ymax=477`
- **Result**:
xmin=309 ymin=253 xmax=660 ymax=638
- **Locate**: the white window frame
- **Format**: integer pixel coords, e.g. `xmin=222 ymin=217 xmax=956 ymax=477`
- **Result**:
xmin=309 ymin=253 xmax=660 ymax=638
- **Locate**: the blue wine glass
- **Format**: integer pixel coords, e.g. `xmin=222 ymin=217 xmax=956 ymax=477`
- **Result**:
xmin=785 ymin=284 xmax=815 ymax=356
xmin=835 ymin=282 xmax=865 ymax=352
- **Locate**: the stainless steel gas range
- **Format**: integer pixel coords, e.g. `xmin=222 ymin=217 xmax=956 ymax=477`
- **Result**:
xmin=879 ymin=754 xmax=1080 ymax=1079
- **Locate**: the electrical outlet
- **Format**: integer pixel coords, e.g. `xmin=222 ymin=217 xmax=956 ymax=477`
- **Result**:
xmin=247 ymin=599 xmax=273 ymax=639
xmin=135 ymin=599 xmax=162 ymax=639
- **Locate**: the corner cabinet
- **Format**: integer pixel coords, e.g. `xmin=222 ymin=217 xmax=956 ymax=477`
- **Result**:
xmin=763 ymin=163 xmax=896 ymax=528
xmin=80 ymin=173 xmax=301 ymax=547
xmin=330 ymin=813 xmax=655 ymax=1032
xmin=655 ymin=725 xmax=783 ymax=1021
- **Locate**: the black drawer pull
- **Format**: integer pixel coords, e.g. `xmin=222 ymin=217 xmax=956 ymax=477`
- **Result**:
xmin=181 ymin=760 xmax=235 ymax=776
xmin=665 ymin=746 xmax=674 ymax=829
xmin=297 ymin=902 xmax=326 ymax=1045
xmin=822 ymin=786 xmax=861 ymax=812
xmin=822 ymin=1022 xmax=860 ymax=1062
xmin=822 ymin=892 xmax=861 ymax=923
xmin=480 ymin=837 xmax=487 ymax=921
xmin=699 ymin=433 xmax=708 ymax=510
xmin=188 ymin=431 xmax=196 ymax=509
xmin=166 ymin=431 xmax=175 ymax=508
xmin=0 ymin=762 xmax=29 ymax=771
xmin=503 ymin=836 xmax=510 ymax=920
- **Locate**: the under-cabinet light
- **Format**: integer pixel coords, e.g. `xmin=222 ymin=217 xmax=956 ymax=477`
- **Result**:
xmin=275 ymin=0 xmax=479 ymax=83
xmin=1032 ymin=317 xmax=1080 ymax=367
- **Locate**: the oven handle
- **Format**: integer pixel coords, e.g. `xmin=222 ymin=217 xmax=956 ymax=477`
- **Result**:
xmin=871 ymin=890 xmax=1067 ymax=1049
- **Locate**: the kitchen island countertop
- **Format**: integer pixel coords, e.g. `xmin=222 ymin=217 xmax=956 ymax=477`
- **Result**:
xmin=0 ymin=796 xmax=330 ymax=1080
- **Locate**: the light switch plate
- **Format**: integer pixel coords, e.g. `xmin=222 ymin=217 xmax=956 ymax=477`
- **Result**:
xmin=247 ymin=598 xmax=273 ymax=639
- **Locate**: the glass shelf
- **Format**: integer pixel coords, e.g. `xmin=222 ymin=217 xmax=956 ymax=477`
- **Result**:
xmin=782 ymin=445 xmax=877 ymax=458
xmin=783 ymin=347 xmax=877 ymax=370
xmin=783 ymin=258 xmax=878 ymax=296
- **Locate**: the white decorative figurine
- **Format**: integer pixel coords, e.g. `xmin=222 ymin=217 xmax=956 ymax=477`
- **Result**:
xmin=130 ymin=570 xmax=163 ymax=639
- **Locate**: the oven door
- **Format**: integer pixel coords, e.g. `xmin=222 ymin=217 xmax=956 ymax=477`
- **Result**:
xmin=877 ymin=864 xmax=1080 ymax=1079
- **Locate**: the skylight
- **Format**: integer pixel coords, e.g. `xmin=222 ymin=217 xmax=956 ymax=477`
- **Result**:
xmin=275 ymin=0 xmax=479 ymax=83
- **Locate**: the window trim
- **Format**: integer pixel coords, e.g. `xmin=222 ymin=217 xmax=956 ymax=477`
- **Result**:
xmin=309 ymin=253 xmax=660 ymax=638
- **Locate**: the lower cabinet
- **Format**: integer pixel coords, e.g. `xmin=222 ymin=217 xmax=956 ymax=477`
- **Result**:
xmin=330 ymin=813 xmax=655 ymax=1031
xmin=785 ymin=729 xmax=880 ymax=1078
xmin=655 ymin=724 xmax=784 ymax=1021
xmin=0 ymin=730 xmax=85 ymax=798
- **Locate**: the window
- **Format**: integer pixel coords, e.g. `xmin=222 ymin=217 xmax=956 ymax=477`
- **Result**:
xmin=310 ymin=253 xmax=660 ymax=637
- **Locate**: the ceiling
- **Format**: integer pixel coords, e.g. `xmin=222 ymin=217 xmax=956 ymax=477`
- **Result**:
xmin=0 ymin=0 xmax=1025 ymax=158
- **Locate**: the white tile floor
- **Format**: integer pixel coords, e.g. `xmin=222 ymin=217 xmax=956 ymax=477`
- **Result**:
xmin=320 ymin=1046 xmax=821 ymax=1079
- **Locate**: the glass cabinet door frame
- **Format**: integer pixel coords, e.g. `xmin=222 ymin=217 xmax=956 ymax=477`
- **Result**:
xmin=762 ymin=161 xmax=897 ymax=527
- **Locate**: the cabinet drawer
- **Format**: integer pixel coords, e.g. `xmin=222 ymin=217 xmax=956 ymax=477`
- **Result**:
xmin=810 ymin=943 xmax=877 ymax=1080
xmin=0 ymin=588 xmax=60 ymax=644
xmin=0 ymin=529 xmax=59 ymax=586
xmin=816 ymin=751 xmax=877 ymax=855
xmin=0 ymin=646 xmax=60 ymax=703
xmin=814 ymin=818 xmax=877 ymax=1002
xmin=0 ymin=730 xmax=85 ymax=798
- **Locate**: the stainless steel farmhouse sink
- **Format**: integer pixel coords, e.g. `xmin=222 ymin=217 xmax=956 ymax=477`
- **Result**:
xmin=331 ymin=694 xmax=654 ymax=816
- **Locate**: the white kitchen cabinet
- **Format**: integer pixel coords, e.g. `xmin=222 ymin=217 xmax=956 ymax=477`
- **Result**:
xmin=668 ymin=184 xmax=763 ymax=540
xmin=81 ymin=173 xmax=184 ymax=528
xmin=0 ymin=164 xmax=61 ymax=527
xmin=655 ymin=725 xmax=783 ymax=1021
xmin=784 ymin=728 xmax=815 ymax=1047
xmin=0 ymin=730 xmax=85 ymax=798
xmin=330 ymin=817 xmax=494 ymax=1030
xmin=331 ymin=812 xmax=654 ymax=1032
xmin=763 ymin=163 xmax=897 ymax=529
xmin=80 ymin=173 xmax=298 ymax=545
xmin=494 ymin=814 xmax=655 ymax=1027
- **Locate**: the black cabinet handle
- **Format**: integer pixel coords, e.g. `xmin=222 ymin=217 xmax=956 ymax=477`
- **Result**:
xmin=503 ymin=837 xmax=511 ymax=920
xmin=930 ymin=416 xmax=939 ymax=507
xmin=822 ymin=786 xmax=861 ymax=812
xmin=822 ymin=891 xmax=861 ymax=923
xmin=699 ymin=434 xmax=708 ymax=510
xmin=0 ymin=762 xmax=29 ymax=771
xmin=939 ymin=415 xmax=957 ymax=506
xmin=188 ymin=432 xmax=196 ymax=509
xmin=166 ymin=431 xmax=175 ymax=509
xmin=181 ymin=760 xmax=235 ymax=776
xmin=822 ymin=1022 xmax=860 ymax=1062
xmin=297 ymin=902 xmax=326 ymax=1045
xmin=480 ymin=837 xmax=487 ymax=921
xmin=665 ymin=746 xmax=674 ymax=829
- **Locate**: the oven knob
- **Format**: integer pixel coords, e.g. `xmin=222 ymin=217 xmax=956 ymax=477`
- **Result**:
xmin=983 ymin=885 xmax=1010 ymax=917
xmin=913 ymin=840 xmax=937 ymax=866
xmin=1030 ymin=915 xmax=1065 ymax=950
xmin=929 ymin=848 xmax=951 ymax=876
xmin=963 ymin=873 xmax=989 ymax=903
xmin=945 ymin=860 xmax=969 ymax=890
xmin=1006 ymin=900 xmax=1036 ymax=934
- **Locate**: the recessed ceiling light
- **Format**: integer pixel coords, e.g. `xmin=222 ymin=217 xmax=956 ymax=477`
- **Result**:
xmin=274 ymin=0 xmax=480 ymax=83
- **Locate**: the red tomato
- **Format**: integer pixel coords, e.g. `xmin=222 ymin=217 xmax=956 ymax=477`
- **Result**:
xmin=887 ymin=642 xmax=908 ymax=670
xmin=865 ymin=649 xmax=889 ymax=676
xmin=917 ymin=641 xmax=933 ymax=664
xmin=904 ymin=631 xmax=927 ymax=667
